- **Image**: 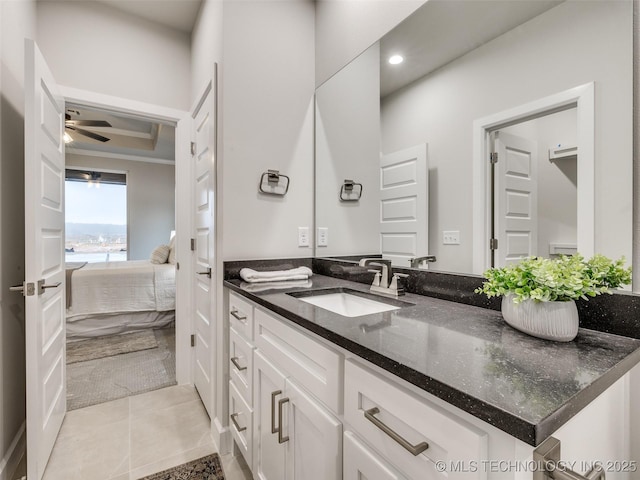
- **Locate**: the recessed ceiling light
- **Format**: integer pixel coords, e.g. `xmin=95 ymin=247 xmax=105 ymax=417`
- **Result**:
xmin=388 ymin=55 xmax=404 ymax=65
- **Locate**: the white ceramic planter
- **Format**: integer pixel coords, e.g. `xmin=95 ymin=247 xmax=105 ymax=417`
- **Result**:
xmin=501 ymin=295 xmax=579 ymax=342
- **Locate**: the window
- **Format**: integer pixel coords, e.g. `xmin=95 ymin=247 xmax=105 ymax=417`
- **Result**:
xmin=65 ymin=169 xmax=127 ymax=263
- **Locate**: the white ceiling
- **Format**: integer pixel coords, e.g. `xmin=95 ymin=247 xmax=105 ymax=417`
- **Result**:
xmin=95 ymin=0 xmax=203 ymax=33
xmin=380 ymin=0 xmax=563 ymax=97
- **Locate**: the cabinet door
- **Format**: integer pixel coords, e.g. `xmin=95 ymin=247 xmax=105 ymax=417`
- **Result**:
xmin=283 ymin=378 xmax=342 ymax=480
xmin=344 ymin=431 xmax=408 ymax=480
xmin=254 ymin=350 xmax=287 ymax=480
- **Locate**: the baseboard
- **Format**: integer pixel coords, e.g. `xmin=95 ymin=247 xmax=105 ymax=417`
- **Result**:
xmin=212 ymin=417 xmax=231 ymax=455
xmin=0 ymin=422 xmax=25 ymax=480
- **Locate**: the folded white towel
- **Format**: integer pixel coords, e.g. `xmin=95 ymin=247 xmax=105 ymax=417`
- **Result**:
xmin=240 ymin=279 xmax=313 ymax=292
xmin=239 ymin=266 xmax=313 ymax=283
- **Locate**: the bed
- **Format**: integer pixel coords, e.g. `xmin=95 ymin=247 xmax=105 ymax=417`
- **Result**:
xmin=66 ymin=260 xmax=176 ymax=340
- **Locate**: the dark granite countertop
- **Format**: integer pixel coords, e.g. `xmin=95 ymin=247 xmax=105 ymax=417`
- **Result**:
xmin=224 ymin=274 xmax=640 ymax=446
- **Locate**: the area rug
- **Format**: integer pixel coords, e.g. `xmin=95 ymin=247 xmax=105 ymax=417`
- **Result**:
xmin=67 ymin=327 xmax=176 ymax=410
xmin=66 ymin=330 xmax=158 ymax=364
xmin=138 ymin=453 xmax=225 ymax=480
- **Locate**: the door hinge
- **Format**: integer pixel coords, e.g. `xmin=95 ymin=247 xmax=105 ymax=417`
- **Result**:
xmin=191 ymin=334 xmax=195 ymax=347
xmin=190 ymin=238 xmax=196 ymax=251
xmin=190 ymin=142 xmax=196 ymax=155
xmin=489 ymin=238 xmax=499 ymax=250
xmin=176 ymin=262 xmax=180 ymax=270
xmin=490 ymin=152 xmax=498 ymax=163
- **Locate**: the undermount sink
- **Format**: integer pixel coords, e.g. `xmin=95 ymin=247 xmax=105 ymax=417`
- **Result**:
xmin=289 ymin=288 xmax=412 ymax=317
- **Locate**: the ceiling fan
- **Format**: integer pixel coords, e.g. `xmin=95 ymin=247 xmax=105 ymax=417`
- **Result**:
xmin=65 ymin=109 xmax=112 ymax=143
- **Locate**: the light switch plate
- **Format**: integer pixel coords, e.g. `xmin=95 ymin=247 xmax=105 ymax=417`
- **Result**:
xmin=317 ymin=227 xmax=328 ymax=247
xmin=298 ymin=227 xmax=310 ymax=247
xmin=443 ymin=230 xmax=460 ymax=245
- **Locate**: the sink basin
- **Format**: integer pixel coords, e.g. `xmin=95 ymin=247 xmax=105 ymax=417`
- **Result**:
xmin=289 ymin=288 xmax=412 ymax=317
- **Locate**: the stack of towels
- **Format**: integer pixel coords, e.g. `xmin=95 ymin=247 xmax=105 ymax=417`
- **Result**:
xmin=239 ymin=266 xmax=313 ymax=292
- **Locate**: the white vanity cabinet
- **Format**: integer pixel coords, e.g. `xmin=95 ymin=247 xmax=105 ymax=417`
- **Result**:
xmin=344 ymin=360 xmax=487 ymax=480
xmin=252 ymin=307 xmax=343 ymax=480
xmin=225 ymin=288 xmax=636 ymax=480
xmin=228 ymin=292 xmax=256 ymax=468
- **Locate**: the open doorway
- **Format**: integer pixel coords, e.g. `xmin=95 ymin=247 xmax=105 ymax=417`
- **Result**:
xmin=490 ymin=107 xmax=578 ymax=267
xmin=472 ymin=83 xmax=595 ymax=273
xmin=62 ymin=103 xmax=178 ymax=410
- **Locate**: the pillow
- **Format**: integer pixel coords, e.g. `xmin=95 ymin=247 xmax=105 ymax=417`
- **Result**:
xmin=168 ymin=236 xmax=176 ymax=264
xmin=150 ymin=244 xmax=170 ymax=264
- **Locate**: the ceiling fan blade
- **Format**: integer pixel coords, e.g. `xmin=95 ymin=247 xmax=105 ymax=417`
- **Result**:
xmin=69 ymin=127 xmax=111 ymax=143
xmin=68 ymin=120 xmax=112 ymax=127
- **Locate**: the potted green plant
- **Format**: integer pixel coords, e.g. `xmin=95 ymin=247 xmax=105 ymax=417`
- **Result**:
xmin=475 ymin=254 xmax=632 ymax=341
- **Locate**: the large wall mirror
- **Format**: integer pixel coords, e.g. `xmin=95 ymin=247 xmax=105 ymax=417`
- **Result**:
xmin=315 ymin=0 xmax=633 ymax=275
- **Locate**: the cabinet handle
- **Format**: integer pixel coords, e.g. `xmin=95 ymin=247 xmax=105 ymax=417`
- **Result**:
xmin=364 ymin=407 xmax=429 ymax=456
xmin=230 ymin=356 xmax=247 ymax=371
xmin=278 ymin=397 xmax=290 ymax=444
xmin=271 ymin=390 xmax=282 ymax=434
xmin=230 ymin=413 xmax=246 ymax=432
xmin=230 ymin=309 xmax=247 ymax=321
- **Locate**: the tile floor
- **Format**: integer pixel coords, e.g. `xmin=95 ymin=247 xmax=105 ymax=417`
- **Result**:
xmin=39 ymin=385 xmax=253 ymax=480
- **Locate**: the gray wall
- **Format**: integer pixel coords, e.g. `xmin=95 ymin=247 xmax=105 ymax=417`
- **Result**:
xmin=316 ymin=44 xmax=381 ymax=257
xmin=220 ymin=0 xmax=316 ymax=261
xmin=37 ymin=1 xmax=191 ymax=110
xmin=381 ymin=1 xmax=632 ymax=272
xmin=0 ymin=0 xmax=36 ymax=476
xmin=66 ymin=154 xmax=176 ymax=261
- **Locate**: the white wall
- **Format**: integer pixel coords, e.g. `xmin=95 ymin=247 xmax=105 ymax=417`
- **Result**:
xmin=502 ymin=109 xmax=578 ymax=258
xmin=0 ymin=1 xmax=36 ymax=476
xmin=37 ymin=1 xmax=191 ymax=110
xmin=221 ymin=0 xmax=315 ymax=260
xmin=191 ymin=0 xmax=223 ymax=101
xmin=315 ymin=0 xmax=425 ymax=87
xmin=381 ymin=1 xmax=632 ymax=273
xmin=316 ymin=44 xmax=380 ymax=257
xmin=67 ymin=154 xmax=175 ymax=260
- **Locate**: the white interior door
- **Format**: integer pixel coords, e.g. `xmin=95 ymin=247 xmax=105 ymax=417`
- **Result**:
xmin=24 ymin=39 xmax=66 ymax=480
xmin=191 ymin=80 xmax=216 ymax=418
xmin=380 ymin=145 xmax=428 ymax=268
xmin=494 ymin=131 xmax=538 ymax=267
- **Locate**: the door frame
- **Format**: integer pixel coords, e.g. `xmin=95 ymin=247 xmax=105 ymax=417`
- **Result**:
xmin=472 ymin=82 xmax=595 ymax=274
xmin=60 ymin=86 xmax=193 ymax=384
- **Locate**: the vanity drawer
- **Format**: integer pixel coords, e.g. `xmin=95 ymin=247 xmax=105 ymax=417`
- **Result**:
xmin=230 ymin=326 xmax=253 ymax=406
xmin=229 ymin=292 xmax=254 ymax=342
xmin=229 ymin=380 xmax=253 ymax=467
xmin=254 ymin=307 xmax=342 ymax=413
xmin=345 ymin=360 xmax=486 ymax=480
xmin=344 ymin=430 xmax=409 ymax=480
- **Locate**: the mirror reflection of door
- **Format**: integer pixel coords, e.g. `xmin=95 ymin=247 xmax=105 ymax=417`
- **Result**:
xmin=491 ymin=107 xmax=577 ymax=267
xmin=379 ymin=144 xmax=429 ymax=268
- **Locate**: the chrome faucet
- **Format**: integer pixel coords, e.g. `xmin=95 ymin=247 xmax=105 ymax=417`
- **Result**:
xmin=359 ymin=258 xmax=393 ymax=287
xmin=409 ymin=255 xmax=436 ymax=268
xmin=358 ymin=258 xmax=408 ymax=297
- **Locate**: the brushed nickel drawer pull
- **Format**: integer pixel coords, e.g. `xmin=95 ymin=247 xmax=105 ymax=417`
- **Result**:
xmin=364 ymin=407 xmax=429 ymax=456
xmin=271 ymin=390 xmax=282 ymax=434
xmin=230 ymin=309 xmax=247 ymax=321
xmin=230 ymin=413 xmax=246 ymax=432
xmin=278 ymin=397 xmax=290 ymax=444
xmin=230 ymin=356 xmax=247 ymax=371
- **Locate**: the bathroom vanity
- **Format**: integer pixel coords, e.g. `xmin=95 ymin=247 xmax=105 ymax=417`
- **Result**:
xmin=223 ymin=269 xmax=640 ymax=480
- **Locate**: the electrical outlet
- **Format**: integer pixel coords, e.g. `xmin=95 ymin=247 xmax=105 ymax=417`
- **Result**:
xmin=443 ymin=230 xmax=460 ymax=245
xmin=298 ymin=227 xmax=310 ymax=247
xmin=317 ymin=227 xmax=328 ymax=247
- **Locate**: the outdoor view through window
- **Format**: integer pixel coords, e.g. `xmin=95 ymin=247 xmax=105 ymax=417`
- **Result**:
xmin=65 ymin=170 xmax=127 ymax=263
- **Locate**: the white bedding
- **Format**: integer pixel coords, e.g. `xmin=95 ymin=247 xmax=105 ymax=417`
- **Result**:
xmin=67 ymin=260 xmax=176 ymax=319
